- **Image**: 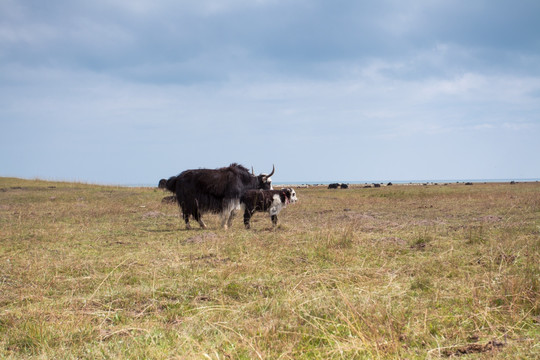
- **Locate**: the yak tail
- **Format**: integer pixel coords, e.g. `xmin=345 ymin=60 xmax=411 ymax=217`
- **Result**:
xmin=165 ymin=176 xmax=178 ymax=193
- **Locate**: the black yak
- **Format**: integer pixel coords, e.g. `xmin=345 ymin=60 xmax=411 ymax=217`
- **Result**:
xmin=158 ymin=179 xmax=167 ymax=189
xmin=158 ymin=178 xmax=176 ymax=204
xmin=165 ymin=163 xmax=274 ymax=229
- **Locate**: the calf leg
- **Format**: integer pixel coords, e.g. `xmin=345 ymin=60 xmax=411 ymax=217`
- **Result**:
xmin=243 ymin=209 xmax=252 ymax=229
xmin=271 ymin=214 xmax=278 ymax=227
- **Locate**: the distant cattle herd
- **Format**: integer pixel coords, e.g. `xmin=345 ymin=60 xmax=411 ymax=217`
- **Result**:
xmin=327 ymin=183 xmax=348 ymax=189
xmin=327 ymin=182 xmax=392 ymax=189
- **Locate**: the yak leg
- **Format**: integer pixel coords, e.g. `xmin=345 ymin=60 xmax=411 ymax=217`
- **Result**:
xmin=221 ymin=210 xmax=234 ymax=229
xmin=271 ymin=214 xmax=278 ymax=227
xmin=182 ymin=212 xmax=192 ymax=230
xmin=220 ymin=213 xmax=228 ymax=229
xmin=221 ymin=199 xmax=239 ymax=230
xmin=193 ymin=211 xmax=207 ymax=229
xmin=196 ymin=218 xmax=207 ymax=229
xmin=227 ymin=209 xmax=237 ymax=228
xmin=192 ymin=200 xmax=207 ymax=229
xmin=193 ymin=213 xmax=207 ymax=229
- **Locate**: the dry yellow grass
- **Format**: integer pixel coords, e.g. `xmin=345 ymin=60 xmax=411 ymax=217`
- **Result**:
xmin=0 ymin=178 xmax=539 ymax=359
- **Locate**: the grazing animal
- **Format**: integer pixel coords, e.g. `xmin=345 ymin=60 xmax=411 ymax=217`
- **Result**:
xmin=240 ymin=188 xmax=297 ymax=229
xmin=158 ymin=178 xmax=176 ymax=204
xmin=161 ymin=195 xmax=176 ymax=204
xmin=158 ymin=179 xmax=167 ymax=189
xmin=328 ymin=183 xmax=349 ymax=189
xmin=165 ymin=163 xmax=274 ymax=229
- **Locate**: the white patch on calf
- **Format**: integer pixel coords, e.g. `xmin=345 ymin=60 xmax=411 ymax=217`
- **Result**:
xmin=269 ymin=194 xmax=284 ymax=216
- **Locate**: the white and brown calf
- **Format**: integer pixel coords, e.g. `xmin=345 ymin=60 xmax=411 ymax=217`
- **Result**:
xmin=240 ymin=188 xmax=297 ymax=229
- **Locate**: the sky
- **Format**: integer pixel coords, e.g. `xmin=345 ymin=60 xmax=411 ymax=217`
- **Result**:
xmin=1 ymin=0 xmax=540 ymax=185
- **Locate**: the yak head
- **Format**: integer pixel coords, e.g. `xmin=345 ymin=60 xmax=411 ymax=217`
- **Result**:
xmin=158 ymin=179 xmax=167 ymax=189
xmin=253 ymin=165 xmax=275 ymax=190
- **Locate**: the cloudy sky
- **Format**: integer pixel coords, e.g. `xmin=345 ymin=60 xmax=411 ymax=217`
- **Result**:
xmin=1 ymin=0 xmax=539 ymax=184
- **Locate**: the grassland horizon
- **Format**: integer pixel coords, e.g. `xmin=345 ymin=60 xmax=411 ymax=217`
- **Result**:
xmin=1 ymin=177 xmax=538 ymax=358
xmin=99 ymin=178 xmax=540 ymax=188
xmin=3 ymin=175 xmax=540 ymax=189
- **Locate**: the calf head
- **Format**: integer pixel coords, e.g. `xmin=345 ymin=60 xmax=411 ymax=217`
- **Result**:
xmin=278 ymin=188 xmax=298 ymax=205
xmin=288 ymin=188 xmax=298 ymax=203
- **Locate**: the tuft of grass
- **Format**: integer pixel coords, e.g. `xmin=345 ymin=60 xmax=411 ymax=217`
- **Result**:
xmin=466 ymin=225 xmax=486 ymax=244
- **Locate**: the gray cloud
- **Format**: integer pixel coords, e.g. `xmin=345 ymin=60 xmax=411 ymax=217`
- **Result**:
xmin=4 ymin=1 xmax=539 ymax=82
xmin=1 ymin=0 xmax=540 ymax=183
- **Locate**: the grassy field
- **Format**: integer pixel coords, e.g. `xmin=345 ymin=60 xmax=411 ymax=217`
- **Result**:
xmin=0 ymin=177 xmax=539 ymax=359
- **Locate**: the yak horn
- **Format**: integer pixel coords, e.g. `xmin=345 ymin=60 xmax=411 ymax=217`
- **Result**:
xmin=267 ymin=164 xmax=275 ymax=178
xmin=251 ymin=166 xmax=255 ymax=175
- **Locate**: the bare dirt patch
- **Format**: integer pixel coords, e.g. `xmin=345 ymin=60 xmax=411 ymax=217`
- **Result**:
xmin=185 ymin=232 xmax=220 ymax=244
xmin=439 ymin=340 xmax=505 ymax=357
xmin=142 ymin=211 xmax=164 ymax=218
xmin=476 ymin=215 xmax=503 ymax=222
